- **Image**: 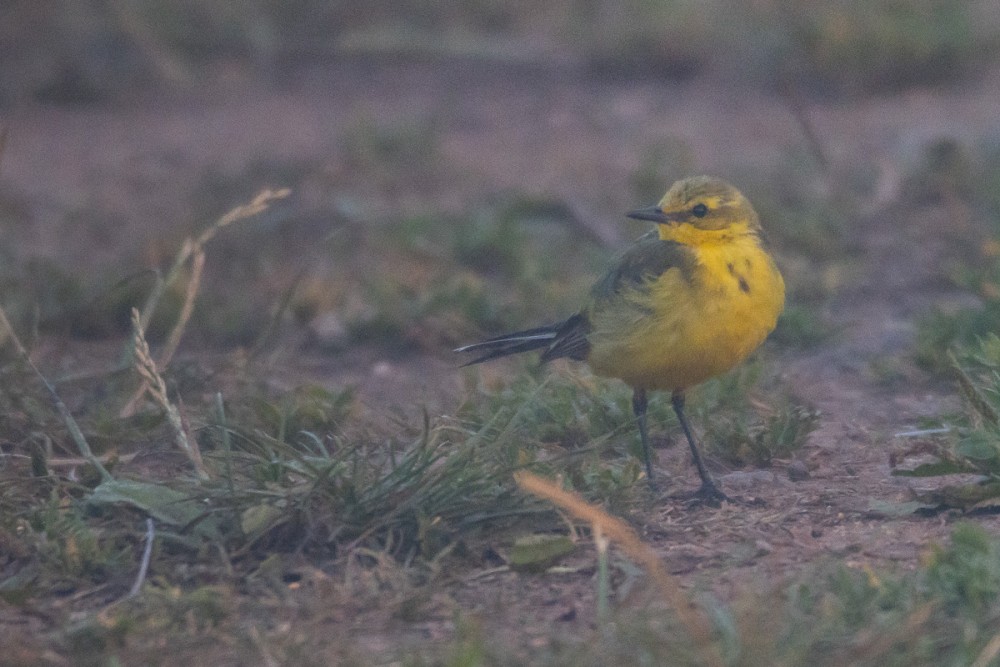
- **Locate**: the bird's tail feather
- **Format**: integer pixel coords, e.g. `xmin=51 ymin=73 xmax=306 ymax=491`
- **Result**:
xmin=454 ymin=325 xmax=559 ymax=366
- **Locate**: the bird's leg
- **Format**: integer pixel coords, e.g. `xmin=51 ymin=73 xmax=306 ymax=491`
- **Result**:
xmin=671 ymin=391 xmax=729 ymax=505
xmin=631 ymin=388 xmax=655 ymax=487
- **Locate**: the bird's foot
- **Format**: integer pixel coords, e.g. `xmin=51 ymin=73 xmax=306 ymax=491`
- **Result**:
xmin=674 ymin=482 xmax=731 ymax=508
xmin=675 ymin=483 xmax=768 ymax=508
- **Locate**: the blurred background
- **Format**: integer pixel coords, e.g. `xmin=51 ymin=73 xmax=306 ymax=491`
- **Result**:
xmin=1 ymin=0 xmax=1000 ymax=369
xmin=4 ymin=0 xmax=999 ymax=99
xmin=6 ymin=5 xmax=1000 ymax=662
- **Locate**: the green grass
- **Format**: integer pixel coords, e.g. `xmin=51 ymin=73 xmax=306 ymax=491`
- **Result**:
xmin=0 ymin=201 xmax=982 ymax=667
xmin=26 ymin=520 xmax=998 ymax=665
xmin=7 ymin=9 xmax=1000 ymax=656
xmin=914 ymin=306 xmax=1000 ymax=375
xmin=0 ymin=360 xmax=537 ymax=575
xmin=692 ymin=360 xmax=819 ymax=467
xmin=405 ymin=523 xmax=1000 ymax=666
xmin=891 ymin=335 xmax=1000 ymax=509
xmin=458 ymin=364 xmax=651 ymax=508
xmin=0 ymin=334 xmax=809 ymax=620
xmin=0 ymin=254 xmax=812 ymax=662
xmin=770 ymin=303 xmax=836 ymax=349
xmin=459 ymin=356 xmax=816 ymax=489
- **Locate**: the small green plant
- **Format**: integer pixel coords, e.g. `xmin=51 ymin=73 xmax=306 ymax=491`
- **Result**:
xmin=693 ymin=361 xmax=819 ymax=466
xmin=915 ymin=307 xmax=1000 ymax=375
xmin=894 ymin=337 xmax=1000 ymax=508
xmin=771 ymin=303 xmax=834 ymax=349
xmin=29 ymin=498 xmax=130 ymax=578
xmin=238 ymin=383 xmax=355 ymax=442
xmin=924 ymin=522 xmax=1000 ymax=615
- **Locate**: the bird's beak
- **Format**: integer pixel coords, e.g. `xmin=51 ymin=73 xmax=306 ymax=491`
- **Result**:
xmin=626 ymin=206 xmax=672 ymax=224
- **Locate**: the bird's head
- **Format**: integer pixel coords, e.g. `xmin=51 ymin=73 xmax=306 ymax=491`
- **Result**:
xmin=627 ymin=176 xmax=761 ymax=241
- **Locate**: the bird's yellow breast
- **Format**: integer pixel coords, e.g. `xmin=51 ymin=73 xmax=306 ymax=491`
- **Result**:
xmin=585 ymin=235 xmax=784 ymax=391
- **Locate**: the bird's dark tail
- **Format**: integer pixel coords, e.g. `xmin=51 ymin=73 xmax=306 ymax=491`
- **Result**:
xmin=454 ymin=325 xmax=560 ymax=366
xmin=455 ymin=313 xmax=591 ymax=366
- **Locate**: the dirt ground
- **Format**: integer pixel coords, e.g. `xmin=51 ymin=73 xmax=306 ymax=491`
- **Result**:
xmin=4 ymin=55 xmax=1000 ymax=657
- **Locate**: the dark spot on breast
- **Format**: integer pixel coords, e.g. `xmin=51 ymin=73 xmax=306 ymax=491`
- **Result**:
xmin=727 ymin=262 xmax=736 ymax=275
xmin=738 ymin=276 xmax=750 ymax=293
xmin=745 ymin=258 xmax=753 ymax=270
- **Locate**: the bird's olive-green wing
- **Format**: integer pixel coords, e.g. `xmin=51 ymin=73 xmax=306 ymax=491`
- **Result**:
xmin=589 ymin=234 xmax=696 ymax=303
xmin=540 ymin=236 xmax=695 ymax=363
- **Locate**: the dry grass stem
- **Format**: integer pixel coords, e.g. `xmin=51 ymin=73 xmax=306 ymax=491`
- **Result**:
xmin=128 ymin=518 xmax=156 ymax=598
xmin=972 ymin=628 xmax=1000 ymax=667
xmin=0 ymin=302 xmax=112 ymax=482
xmin=135 ymin=187 xmax=290 ymax=337
xmin=836 ymin=603 xmax=934 ymax=666
xmin=160 ymin=247 xmax=204 ymax=371
xmin=122 ymin=247 xmax=205 ymax=416
xmin=130 ymin=307 xmax=209 ymax=479
xmin=513 ymin=471 xmax=722 ymax=667
xmin=123 ymin=188 xmax=289 ymax=417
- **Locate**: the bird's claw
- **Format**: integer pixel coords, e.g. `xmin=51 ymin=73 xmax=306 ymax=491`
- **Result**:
xmin=677 ymin=482 xmax=731 ymax=507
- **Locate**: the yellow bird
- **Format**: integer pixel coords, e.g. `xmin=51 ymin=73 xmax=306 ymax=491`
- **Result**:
xmin=456 ymin=176 xmax=785 ymax=502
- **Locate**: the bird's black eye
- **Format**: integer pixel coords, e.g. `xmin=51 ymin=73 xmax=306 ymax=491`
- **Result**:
xmin=692 ymin=203 xmax=708 ymax=218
